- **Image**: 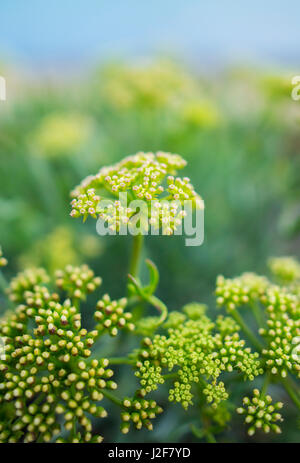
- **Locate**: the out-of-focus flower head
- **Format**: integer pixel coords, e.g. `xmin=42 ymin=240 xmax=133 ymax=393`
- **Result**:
xmin=18 ymin=227 xmax=78 ymax=274
xmin=30 ymin=112 xmax=93 ymax=158
xmin=181 ymin=100 xmax=220 ymax=128
xmin=18 ymin=227 xmax=103 ymax=274
xmin=100 ymin=61 xmax=198 ymax=111
xmin=70 ymin=151 xmax=204 ymax=235
xmin=268 ymin=256 xmax=300 ymax=284
xmin=259 ymin=73 xmax=292 ymax=102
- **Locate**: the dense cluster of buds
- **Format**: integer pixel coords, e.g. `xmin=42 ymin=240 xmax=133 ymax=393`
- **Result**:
xmin=268 ymin=257 xmax=300 ymax=284
xmin=7 ymin=268 xmax=50 ymax=303
xmin=259 ymin=285 xmax=300 ymax=378
xmin=70 ymin=151 xmax=203 ymax=234
xmin=70 ymin=189 xmax=100 ymax=220
xmin=215 ymin=257 xmax=300 ymax=437
xmin=1 ymin=241 xmax=300 ymax=442
xmin=216 ymin=273 xmax=268 ymax=312
xmin=134 ymin=306 xmax=262 ymax=410
xmin=0 ymin=264 xmax=121 ymax=442
xmin=237 ymin=389 xmax=283 ymax=436
xmin=55 ymin=264 xmax=102 ymax=300
xmin=94 ymin=294 xmax=135 ymax=336
xmin=120 ymin=396 xmax=163 ymax=434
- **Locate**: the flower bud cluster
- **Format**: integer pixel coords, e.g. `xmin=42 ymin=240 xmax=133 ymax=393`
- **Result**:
xmin=166 ymin=175 xmax=199 ymax=204
xmin=55 ymin=264 xmax=102 ymax=300
xmin=70 ymin=188 xmax=100 ymax=220
xmin=259 ymin=286 xmax=300 ymax=378
xmin=216 ymin=315 xmax=240 ymax=336
xmin=268 ymin=257 xmax=300 ymax=284
xmin=70 ymin=152 xmax=203 ymax=235
xmin=7 ymin=268 xmax=49 ymax=303
xmin=216 ymin=273 xmax=268 ymax=312
xmin=0 ymin=266 xmax=118 ymax=443
xmin=237 ymin=389 xmax=283 ymax=435
xmin=134 ymin=314 xmax=261 ymax=409
xmin=95 ymin=294 xmax=134 ymax=336
xmin=98 ymin=200 xmax=136 ymax=232
xmin=120 ymin=396 xmax=163 ymax=434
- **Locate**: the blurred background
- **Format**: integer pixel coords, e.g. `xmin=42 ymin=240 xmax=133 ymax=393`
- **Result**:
xmin=0 ymin=0 xmax=300 ymax=443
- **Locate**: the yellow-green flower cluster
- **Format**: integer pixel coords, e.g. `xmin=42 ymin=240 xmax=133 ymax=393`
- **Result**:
xmin=7 ymin=268 xmax=50 ymax=303
xmin=55 ymin=264 xmax=102 ymax=300
xmin=70 ymin=151 xmax=203 ymax=234
xmin=70 ymin=189 xmax=100 ymax=220
xmin=182 ymin=302 xmax=208 ymax=320
xmin=31 ymin=112 xmax=92 ymax=158
xmin=18 ymin=226 xmax=81 ymax=274
xmin=215 ymin=315 xmax=240 ymax=335
xmin=0 ymin=266 xmax=119 ymax=442
xmin=237 ymin=389 xmax=283 ymax=435
xmin=259 ymin=286 xmax=300 ymax=378
xmin=216 ymin=273 xmax=268 ymax=312
xmin=95 ymin=294 xmax=135 ymax=336
xmin=100 ymin=61 xmax=197 ymax=111
xmin=268 ymin=257 xmax=300 ymax=284
xmin=134 ymin=310 xmax=261 ymax=410
xmin=120 ymin=396 xmax=163 ymax=434
xmin=181 ymin=100 xmax=220 ymax=128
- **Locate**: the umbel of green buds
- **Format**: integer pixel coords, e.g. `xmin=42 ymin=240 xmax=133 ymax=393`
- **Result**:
xmin=95 ymin=294 xmax=135 ymax=336
xmin=133 ymin=304 xmax=262 ymax=410
xmin=120 ymin=396 xmax=163 ymax=434
xmin=237 ymin=389 xmax=283 ymax=436
xmin=69 ymin=151 xmax=204 ymax=234
xmin=268 ymin=256 xmax=300 ymax=284
xmin=0 ymin=264 xmax=132 ymax=443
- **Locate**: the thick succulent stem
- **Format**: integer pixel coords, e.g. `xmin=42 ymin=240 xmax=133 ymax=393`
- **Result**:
xmin=129 ymin=234 xmax=144 ymax=280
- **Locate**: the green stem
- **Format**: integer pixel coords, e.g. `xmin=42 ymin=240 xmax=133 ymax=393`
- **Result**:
xmin=128 ymin=275 xmax=168 ymax=325
xmin=260 ymin=372 xmax=271 ymax=398
xmin=163 ymin=373 xmax=178 ymax=380
xmin=281 ymin=377 xmax=300 ymax=410
xmin=250 ymin=302 xmax=265 ymax=329
xmin=71 ymin=418 xmax=77 ymax=441
xmin=102 ymin=389 xmax=123 ymax=408
xmin=231 ymin=308 xmax=263 ymax=352
xmin=206 ymin=431 xmax=217 ymax=443
xmin=129 ymin=234 xmax=144 ymax=280
xmin=108 ymin=357 xmax=134 ymax=365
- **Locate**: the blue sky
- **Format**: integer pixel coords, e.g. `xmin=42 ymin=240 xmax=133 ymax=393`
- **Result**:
xmin=0 ymin=1 xmax=299 ymax=72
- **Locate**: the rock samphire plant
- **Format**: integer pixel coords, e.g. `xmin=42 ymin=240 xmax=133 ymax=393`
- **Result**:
xmin=0 ymin=152 xmax=299 ymax=443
